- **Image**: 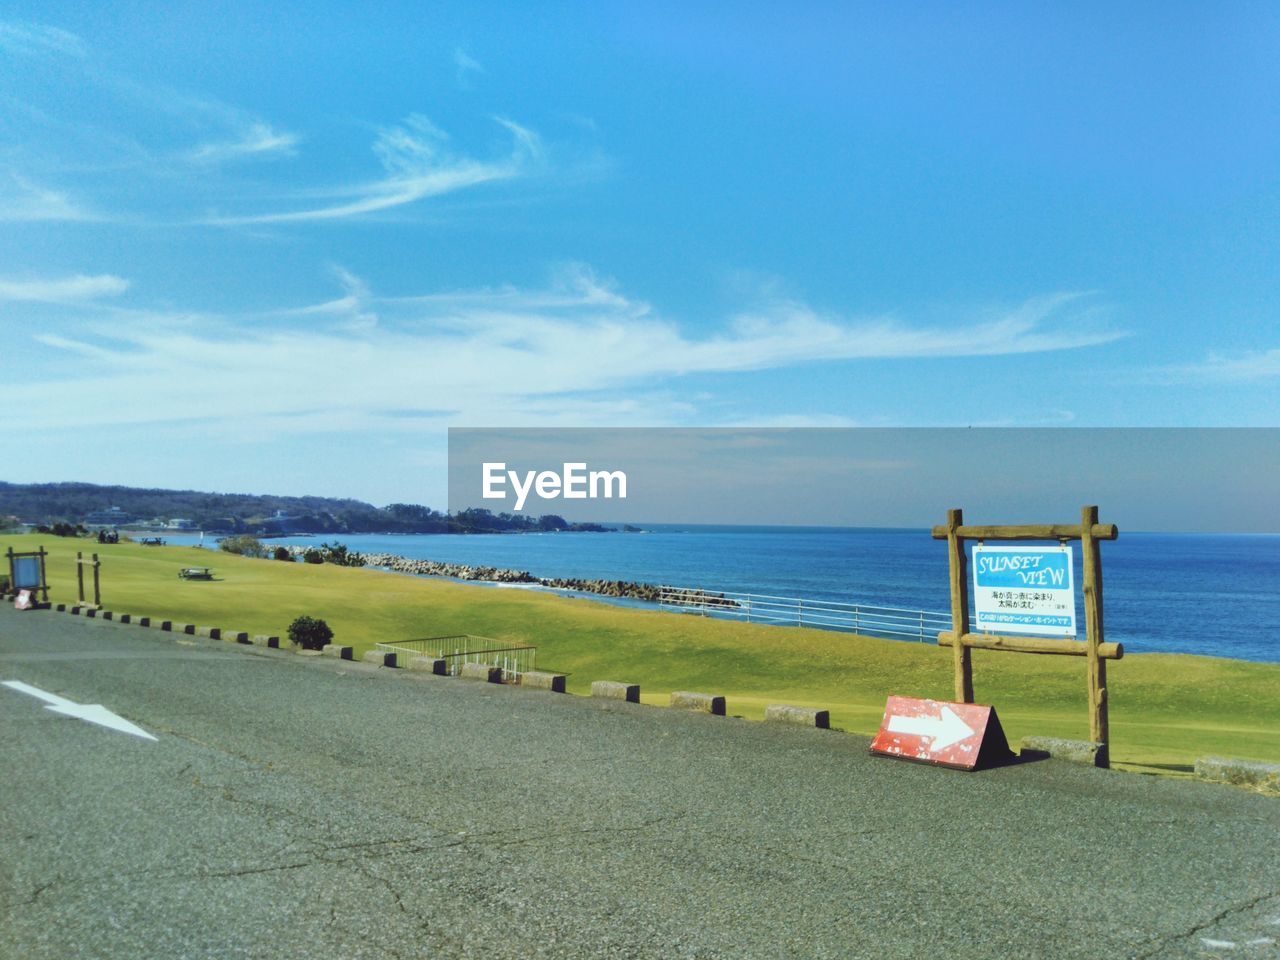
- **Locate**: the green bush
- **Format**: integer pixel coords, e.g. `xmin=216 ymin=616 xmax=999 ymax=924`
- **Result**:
xmin=220 ymin=535 xmax=267 ymax=558
xmin=302 ymin=548 xmax=324 ymax=564
xmin=273 ymin=546 xmax=292 ymax=562
xmin=287 ymin=616 xmax=333 ymax=650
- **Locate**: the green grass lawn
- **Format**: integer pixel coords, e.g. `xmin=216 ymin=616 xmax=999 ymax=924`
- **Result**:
xmin=5 ymin=533 xmax=1278 ymax=775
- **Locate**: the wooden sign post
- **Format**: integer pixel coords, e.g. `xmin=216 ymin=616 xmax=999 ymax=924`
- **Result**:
xmin=932 ymin=505 xmax=1121 ymax=767
xmin=76 ymin=551 xmax=102 ymax=609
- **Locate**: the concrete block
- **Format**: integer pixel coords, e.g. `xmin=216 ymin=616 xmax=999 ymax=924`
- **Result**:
xmin=765 ymin=704 xmax=830 ymax=729
xmin=459 ymin=662 xmax=502 ymax=683
xmin=69 ymin=606 xmax=82 ymax=615
xmin=1195 ymin=756 xmax=1280 ymax=794
xmin=670 ymin=691 xmax=726 ymax=715
xmin=363 ymin=650 xmax=398 ymax=668
xmin=406 ymin=656 xmax=448 ymax=675
xmin=197 ymin=626 xmax=221 ymax=639
xmin=250 ymin=635 xmax=280 ymax=648
xmin=172 ymin=623 xmax=195 ymax=635
xmin=84 ymin=608 xmax=98 ymax=618
xmin=55 ymin=603 xmax=67 ymax=612
xmin=137 ymin=616 xmax=151 ymax=627
xmin=1020 ymin=737 xmax=1106 ymax=767
xmin=521 ymin=671 xmax=567 ymax=693
xmin=158 ymin=620 xmax=174 ymax=631
xmin=101 ymin=611 xmax=114 ymax=621
xmin=226 ymin=631 xmax=250 ymax=643
xmin=118 ymin=613 xmax=132 ymax=624
xmin=321 ymin=644 xmax=353 ymax=660
xmin=591 ymin=680 xmax=640 ymax=702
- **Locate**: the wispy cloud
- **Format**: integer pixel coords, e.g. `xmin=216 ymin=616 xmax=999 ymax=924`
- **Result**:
xmin=0 ymin=173 xmax=95 ymax=222
xmin=0 ymin=273 xmax=129 ymax=302
xmin=1144 ymin=348 xmax=1280 ymax=384
xmin=13 ymin=271 xmax=1123 ymax=433
xmin=0 ymin=20 xmax=85 ymax=58
xmin=208 ymin=114 xmax=541 ymax=225
xmin=454 ymin=47 xmax=483 ymax=87
xmin=186 ymin=122 xmax=298 ymax=164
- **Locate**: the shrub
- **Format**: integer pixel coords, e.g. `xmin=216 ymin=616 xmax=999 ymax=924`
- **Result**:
xmin=273 ymin=546 xmax=292 ymax=562
xmin=302 ymin=548 xmax=324 ymax=564
xmin=220 ymin=535 xmax=267 ymax=558
xmin=287 ymin=616 xmax=333 ymax=650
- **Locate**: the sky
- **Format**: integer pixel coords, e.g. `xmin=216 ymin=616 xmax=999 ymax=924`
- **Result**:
xmin=1 ymin=2 xmax=1277 ymax=511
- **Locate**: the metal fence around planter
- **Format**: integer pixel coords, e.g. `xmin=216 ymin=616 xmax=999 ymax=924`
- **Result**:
xmin=658 ymin=589 xmax=951 ymax=643
xmin=375 ymin=635 xmax=536 ymax=680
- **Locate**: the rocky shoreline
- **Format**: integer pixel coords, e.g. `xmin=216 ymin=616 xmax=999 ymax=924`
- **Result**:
xmin=291 ymin=547 xmax=739 ymax=608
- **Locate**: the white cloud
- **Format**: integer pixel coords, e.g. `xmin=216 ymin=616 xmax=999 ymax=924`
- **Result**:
xmin=9 ymin=273 xmax=1122 ymax=433
xmin=0 ymin=20 xmax=85 ymax=58
xmin=1147 ymin=348 xmax=1280 ymax=384
xmin=209 ymin=115 xmax=540 ymax=225
xmin=187 ymin=122 xmax=298 ymax=164
xmin=0 ymin=273 xmax=129 ymax=302
xmin=0 ymin=174 xmax=95 ymax=222
xmin=454 ymin=47 xmax=483 ymax=87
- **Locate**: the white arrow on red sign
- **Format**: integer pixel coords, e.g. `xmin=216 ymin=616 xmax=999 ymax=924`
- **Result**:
xmin=886 ymin=704 xmax=975 ymax=750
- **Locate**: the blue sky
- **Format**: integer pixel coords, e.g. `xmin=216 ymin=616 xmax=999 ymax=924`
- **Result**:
xmin=1 ymin=2 xmax=1277 ymax=507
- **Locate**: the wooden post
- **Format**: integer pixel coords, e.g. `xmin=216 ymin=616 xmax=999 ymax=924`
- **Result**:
xmin=77 ymin=551 xmax=85 ymax=604
xmin=38 ymin=547 xmax=48 ymax=602
xmin=945 ymin=508 xmax=974 ymax=703
xmin=91 ymin=553 xmax=101 ymax=608
xmin=5 ymin=547 xmax=12 ymax=596
xmin=1080 ymin=505 xmax=1109 ymax=766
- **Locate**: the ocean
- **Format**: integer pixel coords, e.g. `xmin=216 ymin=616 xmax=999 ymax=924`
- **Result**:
xmin=163 ymin=526 xmax=1280 ymax=663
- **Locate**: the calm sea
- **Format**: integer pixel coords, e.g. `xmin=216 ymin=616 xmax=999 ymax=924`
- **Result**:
xmin=164 ymin=526 xmax=1280 ymax=663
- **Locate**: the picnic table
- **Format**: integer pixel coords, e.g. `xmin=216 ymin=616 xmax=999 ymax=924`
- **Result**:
xmin=178 ymin=567 xmax=213 ymax=580
xmin=140 ymin=537 xmax=166 ymax=546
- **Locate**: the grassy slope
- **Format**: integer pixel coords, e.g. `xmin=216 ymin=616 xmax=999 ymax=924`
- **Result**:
xmin=5 ymin=534 xmax=1277 ymax=774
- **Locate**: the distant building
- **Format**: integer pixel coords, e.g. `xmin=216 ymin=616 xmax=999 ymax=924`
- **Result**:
xmin=84 ymin=506 xmax=131 ymax=527
xmin=167 ymin=518 xmax=196 ymax=530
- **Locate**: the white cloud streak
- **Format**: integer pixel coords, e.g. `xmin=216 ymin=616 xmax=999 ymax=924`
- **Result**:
xmin=0 ymin=273 xmax=129 ymax=302
xmin=0 ymin=20 xmax=85 ymax=58
xmin=0 ymin=174 xmax=95 ymax=222
xmin=209 ymin=114 xmax=540 ymax=225
xmin=186 ymin=122 xmax=298 ymax=164
xmin=13 ymin=271 xmax=1123 ymax=433
xmin=1146 ymin=348 xmax=1280 ymax=384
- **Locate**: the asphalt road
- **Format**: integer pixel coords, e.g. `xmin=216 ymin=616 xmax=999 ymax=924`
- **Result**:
xmin=1 ymin=605 xmax=1277 ymax=959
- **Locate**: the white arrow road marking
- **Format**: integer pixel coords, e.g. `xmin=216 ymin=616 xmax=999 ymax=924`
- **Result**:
xmin=886 ymin=705 xmax=975 ymax=751
xmin=2 ymin=680 xmax=157 ymax=741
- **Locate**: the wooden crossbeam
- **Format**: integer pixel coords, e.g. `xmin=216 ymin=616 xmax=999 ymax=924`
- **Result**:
xmin=930 ymin=523 xmax=1118 ymax=541
xmin=938 ymin=631 xmax=1123 ymax=660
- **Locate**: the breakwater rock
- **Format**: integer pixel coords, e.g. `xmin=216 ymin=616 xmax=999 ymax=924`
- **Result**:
xmin=289 ymin=547 xmax=738 ymax=607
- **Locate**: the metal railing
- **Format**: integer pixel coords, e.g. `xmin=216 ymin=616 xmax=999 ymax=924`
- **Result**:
xmin=376 ymin=635 xmax=536 ymax=680
xmin=658 ymin=589 xmax=950 ymax=643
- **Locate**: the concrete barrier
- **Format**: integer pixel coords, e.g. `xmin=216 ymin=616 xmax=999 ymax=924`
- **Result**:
xmin=591 ymin=680 xmax=640 ymax=702
xmin=101 ymin=611 xmax=114 ymax=621
xmin=157 ymin=620 xmax=174 ymax=631
xmin=1019 ymin=737 xmax=1106 ymax=767
xmin=406 ymin=656 xmax=448 ymax=675
xmin=459 ymin=662 xmax=502 ymax=683
xmin=137 ymin=616 xmax=151 ymax=627
xmin=55 ymin=603 xmax=67 ymax=612
xmin=320 ymin=644 xmax=354 ymax=660
xmin=251 ymin=635 xmax=280 ymax=648
xmin=1195 ymin=756 xmax=1280 ymax=794
xmin=197 ymin=626 xmax=221 ymax=639
xmin=363 ymin=650 xmax=397 ymax=668
xmin=84 ymin=608 xmax=98 ymax=618
xmin=765 ymin=704 xmax=830 ymax=729
xmin=670 ymin=691 xmax=726 ymax=715
xmin=118 ymin=613 xmax=132 ymax=624
xmin=225 ymin=631 xmax=250 ymax=644
xmin=172 ymin=623 xmax=195 ymax=635
xmin=521 ymin=671 xmax=567 ymax=693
